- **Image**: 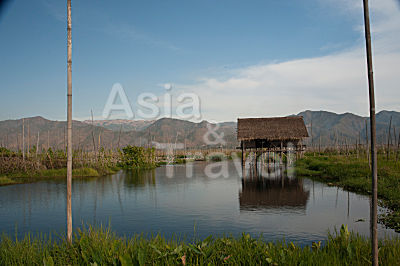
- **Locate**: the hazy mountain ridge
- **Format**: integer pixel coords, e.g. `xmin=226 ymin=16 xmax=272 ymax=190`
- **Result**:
xmin=83 ymin=119 xmax=155 ymax=132
xmin=299 ymin=110 xmax=400 ymax=146
xmin=0 ymin=111 xmax=399 ymax=150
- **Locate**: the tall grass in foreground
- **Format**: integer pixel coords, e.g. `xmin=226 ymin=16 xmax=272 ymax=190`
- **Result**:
xmin=1 ymin=225 xmax=399 ymax=265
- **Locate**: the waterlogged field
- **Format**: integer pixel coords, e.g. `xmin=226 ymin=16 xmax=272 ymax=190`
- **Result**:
xmin=296 ymin=153 xmax=400 ymax=231
xmin=0 ymin=161 xmax=397 ymax=246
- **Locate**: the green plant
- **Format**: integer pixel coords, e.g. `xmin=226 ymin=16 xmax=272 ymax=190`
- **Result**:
xmin=118 ymin=146 xmax=156 ymax=169
xmin=1 ymin=226 xmax=399 ymax=265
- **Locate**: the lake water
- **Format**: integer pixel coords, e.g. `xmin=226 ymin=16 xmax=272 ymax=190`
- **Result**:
xmin=0 ymin=161 xmax=397 ymax=245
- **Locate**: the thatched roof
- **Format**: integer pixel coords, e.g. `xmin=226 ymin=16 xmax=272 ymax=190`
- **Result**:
xmin=237 ymin=116 xmax=308 ymax=141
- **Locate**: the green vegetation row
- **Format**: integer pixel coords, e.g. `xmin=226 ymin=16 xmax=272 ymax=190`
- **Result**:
xmin=1 ymin=225 xmax=399 ymax=265
xmin=0 ymin=146 xmax=156 ymax=186
xmin=295 ymin=153 xmax=400 ymax=232
xmin=0 ymin=167 xmax=119 ymax=186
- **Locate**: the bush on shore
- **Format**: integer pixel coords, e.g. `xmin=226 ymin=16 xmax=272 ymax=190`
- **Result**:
xmin=117 ymin=146 xmax=156 ymax=170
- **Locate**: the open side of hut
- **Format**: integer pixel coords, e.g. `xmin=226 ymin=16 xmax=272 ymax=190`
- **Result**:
xmin=237 ymin=116 xmax=309 ymax=165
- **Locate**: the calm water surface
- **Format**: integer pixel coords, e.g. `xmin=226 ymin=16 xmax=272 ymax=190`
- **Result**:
xmin=0 ymin=161 xmax=397 ymax=245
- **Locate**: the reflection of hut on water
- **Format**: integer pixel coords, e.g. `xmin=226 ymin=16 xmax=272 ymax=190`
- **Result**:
xmin=239 ymin=177 xmax=310 ymax=210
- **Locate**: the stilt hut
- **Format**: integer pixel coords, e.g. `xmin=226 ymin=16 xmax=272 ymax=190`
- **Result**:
xmin=237 ymin=116 xmax=309 ymax=165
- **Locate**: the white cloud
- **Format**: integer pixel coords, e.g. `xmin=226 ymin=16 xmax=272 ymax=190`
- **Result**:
xmin=173 ymin=0 xmax=400 ymax=122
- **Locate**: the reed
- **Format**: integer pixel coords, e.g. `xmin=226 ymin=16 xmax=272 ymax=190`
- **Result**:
xmin=0 ymin=145 xmax=153 ymax=185
xmin=0 ymin=225 xmax=399 ymax=265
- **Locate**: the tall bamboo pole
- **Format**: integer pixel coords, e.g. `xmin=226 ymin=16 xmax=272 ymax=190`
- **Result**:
xmin=362 ymin=0 xmax=378 ymax=264
xmin=66 ymin=0 xmax=73 ymax=243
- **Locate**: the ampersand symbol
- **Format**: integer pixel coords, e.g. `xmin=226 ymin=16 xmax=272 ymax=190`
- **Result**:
xmin=203 ymin=123 xmax=226 ymax=145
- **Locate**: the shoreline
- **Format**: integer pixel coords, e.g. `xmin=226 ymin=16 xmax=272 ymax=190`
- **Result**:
xmin=0 ymin=166 xmax=121 ymax=187
xmin=295 ymin=153 xmax=400 ymax=232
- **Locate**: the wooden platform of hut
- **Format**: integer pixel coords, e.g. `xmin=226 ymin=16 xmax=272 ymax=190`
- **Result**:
xmin=237 ymin=116 xmax=309 ymax=166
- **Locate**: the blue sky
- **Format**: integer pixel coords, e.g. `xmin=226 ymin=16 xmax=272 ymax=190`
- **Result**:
xmin=0 ymin=0 xmax=399 ymax=122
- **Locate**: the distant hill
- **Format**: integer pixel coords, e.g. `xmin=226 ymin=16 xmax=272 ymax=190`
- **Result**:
xmin=299 ymin=110 xmax=400 ymax=146
xmin=0 ymin=110 xmax=399 ymax=151
xmin=0 ymin=116 xmax=125 ymax=151
xmin=0 ymin=117 xmax=238 ymax=151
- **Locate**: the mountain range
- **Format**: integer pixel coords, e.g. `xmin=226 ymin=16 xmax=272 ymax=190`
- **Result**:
xmin=0 ymin=110 xmax=399 ymax=151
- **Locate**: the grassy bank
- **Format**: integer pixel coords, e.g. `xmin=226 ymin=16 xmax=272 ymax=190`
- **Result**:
xmin=0 ymin=176 xmax=17 ymax=186
xmin=0 ymin=145 xmax=158 ymax=186
xmin=4 ymin=166 xmax=120 ymax=178
xmin=0 ymin=166 xmax=121 ymax=186
xmin=295 ymin=153 xmax=400 ymax=231
xmin=0 ymin=226 xmax=399 ymax=265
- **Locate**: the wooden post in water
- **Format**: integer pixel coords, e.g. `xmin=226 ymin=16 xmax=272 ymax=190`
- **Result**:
xmin=362 ymin=0 xmax=378 ymax=264
xmin=66 ymin=0 xmax=73 ymax=244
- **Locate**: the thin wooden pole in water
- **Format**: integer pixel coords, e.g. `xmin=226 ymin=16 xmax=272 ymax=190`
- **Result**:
xmin=66 ymin=0 xmax=73 ymax=244
xmin=362 ymin=0 xmax=378 ymax=264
